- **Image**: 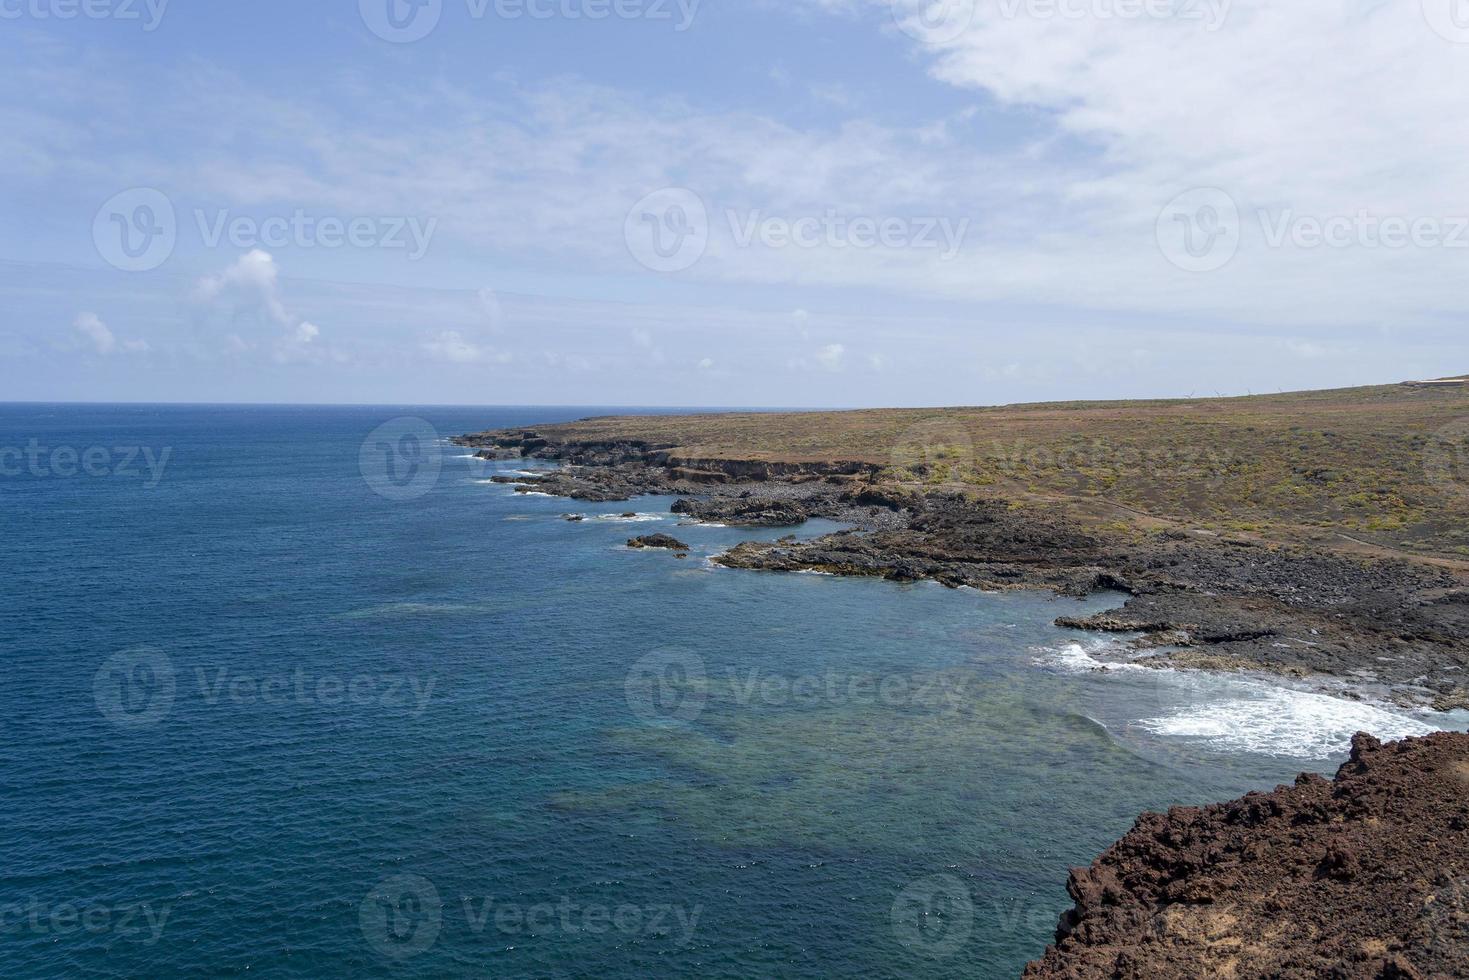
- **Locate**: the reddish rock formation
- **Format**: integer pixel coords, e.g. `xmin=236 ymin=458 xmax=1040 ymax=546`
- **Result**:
xmin=1025 ymin=732 xmax=1469 ymax=979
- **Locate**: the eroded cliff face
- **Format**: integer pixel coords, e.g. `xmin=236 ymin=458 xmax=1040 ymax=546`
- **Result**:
xmin=1024 ymin=732 xmax=1469 ymax=980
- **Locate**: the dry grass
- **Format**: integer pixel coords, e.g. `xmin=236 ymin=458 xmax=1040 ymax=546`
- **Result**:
xmin=506 ymin=382 xmax=1469 ymax=557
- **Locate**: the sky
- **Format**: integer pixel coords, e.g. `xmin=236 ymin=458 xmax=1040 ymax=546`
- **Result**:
xmin=2 ymin=0 xmax=1468 ymax=407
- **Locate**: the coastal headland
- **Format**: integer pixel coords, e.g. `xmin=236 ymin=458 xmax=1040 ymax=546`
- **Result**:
xmin=458 ymin=380 xmax=1469 ymax=712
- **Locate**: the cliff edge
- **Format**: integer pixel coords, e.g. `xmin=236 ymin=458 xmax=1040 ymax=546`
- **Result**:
xmin=1024 ymin=732 xmax=1469 ymax=979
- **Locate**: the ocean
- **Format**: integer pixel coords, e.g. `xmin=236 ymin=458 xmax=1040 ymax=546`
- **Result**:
xmin=1 ymin=403 xmax=1456 ymax=978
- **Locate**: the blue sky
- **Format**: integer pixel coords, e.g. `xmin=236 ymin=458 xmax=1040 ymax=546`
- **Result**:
xmin=3 ymin=0 xmax=1468 ymax=406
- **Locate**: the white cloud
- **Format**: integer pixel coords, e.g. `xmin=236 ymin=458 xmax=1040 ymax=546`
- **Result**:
xmin=191 ymin=252 xmax=345 ymax=364
xmin=832 ymin=0 xmax=1469 ymax=324
xmin=423 ymin=329 xmax=512 ymax=365
xmin=193 ymin=249 xmax=291 ymax=327
xmin=816 ymin=343 xmax=846 ymax=371
xmin=73 ymin=312 xmax=115 ymax=355
xmin=73 ymin=312 xmax=148 ymax=355
xmin=274 ymin=320 xmax=325 ymax=364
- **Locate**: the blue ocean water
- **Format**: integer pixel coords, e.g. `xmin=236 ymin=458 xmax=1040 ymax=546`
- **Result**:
xmin=1 ymin=404 xmax=1455 ymax=978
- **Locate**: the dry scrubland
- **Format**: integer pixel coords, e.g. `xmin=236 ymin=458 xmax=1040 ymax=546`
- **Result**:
xmin=520 ymin=382 xmax=1469 ymax=559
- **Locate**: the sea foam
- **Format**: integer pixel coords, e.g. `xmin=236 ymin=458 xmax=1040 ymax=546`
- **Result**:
xmin=1036 ymin=638 xmax=1441 ymax=759
xmin=1138 ymin=688 xmax=1435 ymax=759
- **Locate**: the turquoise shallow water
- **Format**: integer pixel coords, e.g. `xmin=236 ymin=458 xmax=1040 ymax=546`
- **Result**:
xmin=1 ymin=404 xmax=1455 ymax=978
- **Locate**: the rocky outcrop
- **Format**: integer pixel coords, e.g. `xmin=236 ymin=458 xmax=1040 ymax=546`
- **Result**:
xmin=1024 ymin=732 xmax=1469 ymax=980
xmin=627 ymin=533 xmax=690 ymax=553
xmin=671 ymin=495 xmax=813 ymax=526
xmin=490 ymin=464 xmax=667 ymax=502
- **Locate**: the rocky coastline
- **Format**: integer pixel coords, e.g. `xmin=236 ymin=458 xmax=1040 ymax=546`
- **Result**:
xmin=457 ymin=427 xmax=1469 ymax=713
xmin=460 ymin=422 xmax=1469 ymax=977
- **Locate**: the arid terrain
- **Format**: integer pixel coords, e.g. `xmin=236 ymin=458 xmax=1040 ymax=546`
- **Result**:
xmin=466 ymin=380 xmax=1469 ymax=557
xmin=458 ymin=380 xmax=1469 ymax=711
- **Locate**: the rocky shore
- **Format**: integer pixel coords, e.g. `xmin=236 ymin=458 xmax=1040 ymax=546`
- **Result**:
xmin=457 ymin=427 xmax=1469 ymax=712
xmin=626 ymin=533 xmax=690 ymax=554
xmin=460 ymin=420 xmax=1469 ymax=977
xmin=1023 ymin=731 xmax=1469 ymax=979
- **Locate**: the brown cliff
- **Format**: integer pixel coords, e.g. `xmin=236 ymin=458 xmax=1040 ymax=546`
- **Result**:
xmin=1024 ymin=732 xmax=1469 ymax=979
